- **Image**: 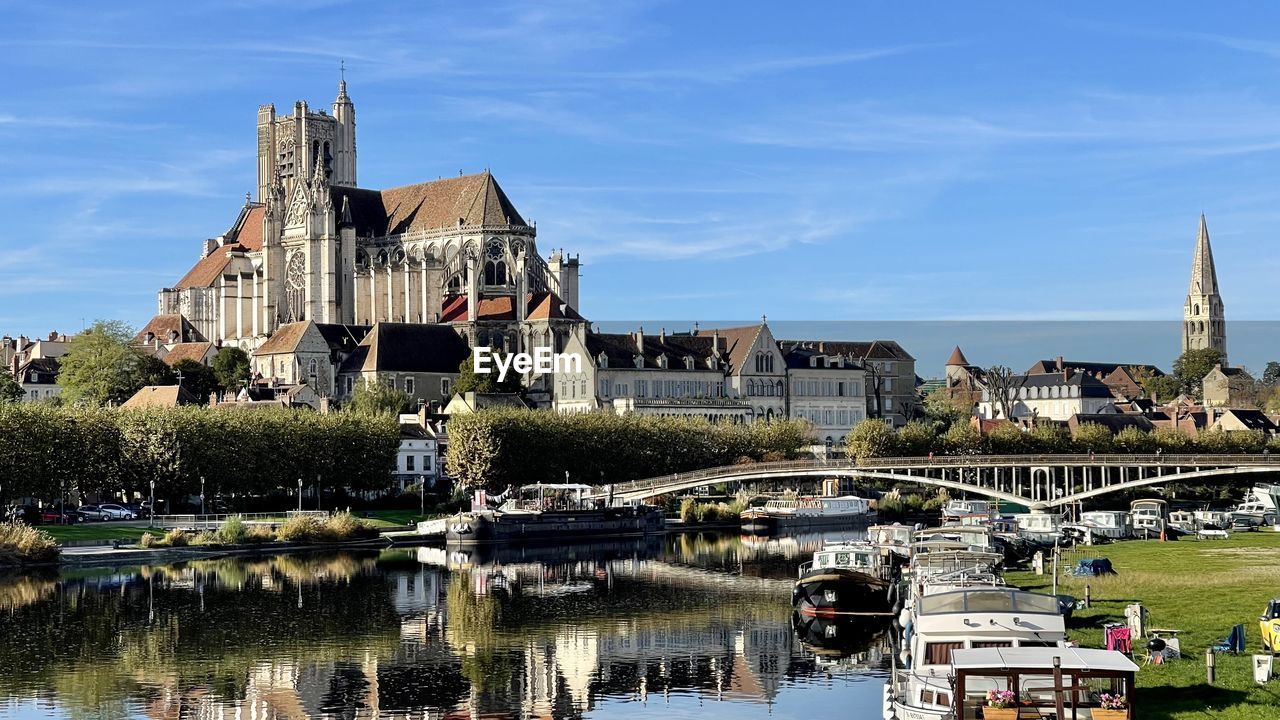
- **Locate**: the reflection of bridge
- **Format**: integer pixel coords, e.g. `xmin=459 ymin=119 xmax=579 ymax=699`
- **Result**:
xmin=593 ymin=455 xmax=1279 ymax=509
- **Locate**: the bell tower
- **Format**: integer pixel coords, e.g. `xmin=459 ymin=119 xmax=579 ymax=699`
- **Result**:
xmin=1182 ymin=214 xmax=1227 ymax=362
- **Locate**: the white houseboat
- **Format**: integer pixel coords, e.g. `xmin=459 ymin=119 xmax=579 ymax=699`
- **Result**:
xmin=741 ymin=495 xmax=872 ymax=532
xmin=1014 ymin=512 xmax=1066 ymax=542
xmin=1129 ymin=499 xmax=1167 ymax=537
xmin=1078 ymin=510 xmax=1131 ymax=539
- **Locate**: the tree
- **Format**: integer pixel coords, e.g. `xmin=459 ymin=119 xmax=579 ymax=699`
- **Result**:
xmin=171 ymin=359 xmax=217 ymax=404
xmin=983 ymin=365 xmax=1025 ymax=420
xmin=346 ymin=379 xmax=410 ymax=416
xmin=454 ymin=352 xmax=496 ymax=395
xmin=1071 ymin=422 xmax=1113 ymax=454
xmin=0 ymin=372 xmax=23 ymax=403
xmin=1172 ymin=347 xmax=1225 ymax=397
xmin=455 ymin=351 xmax=522 ymax=395
xmin=211 ymin=347 xmax=252 ymax=391
xmin=1263 ymin=361 xmax=1280 ymax=386
xmin=136 ymin=354 xmax=176 ymax=387
xmin=56 ymin=320 xmax=143 ymax=406
xmin=922 ymin=388 xmax=973 ymax=427
xmin=844 ymin=419 xmax=898 ymax=462
xmin=1141 ymin=374 xmax=1183 ymax=403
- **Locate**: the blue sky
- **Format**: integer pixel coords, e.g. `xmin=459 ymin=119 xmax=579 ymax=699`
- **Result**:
xmin=2 ymin=2 xmax=1279 ymax=369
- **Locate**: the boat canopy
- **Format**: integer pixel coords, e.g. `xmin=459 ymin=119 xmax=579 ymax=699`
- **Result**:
xmin=951 ymin=646 xmax=1139 ymax=673
xmin=918 ymin=588 xmax=1060 ymax=616
xmin=526 ymin=483 xmax=594 ymax=491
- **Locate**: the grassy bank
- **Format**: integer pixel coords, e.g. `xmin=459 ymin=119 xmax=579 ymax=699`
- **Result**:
xmin=41 ymin=525 xmax=153 ymax=543
xmin=1006 ymin=531 xmax=1280 ymax=720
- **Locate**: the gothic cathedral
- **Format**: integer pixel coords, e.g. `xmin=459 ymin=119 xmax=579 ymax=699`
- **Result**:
xmin=156 ymin=80 xmax=584 ymax=355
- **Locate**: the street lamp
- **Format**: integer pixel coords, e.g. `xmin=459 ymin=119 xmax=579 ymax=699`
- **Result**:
xmin=200 ymin=476 xmax=205 ymax=516
xmin=297 ymin=478 xmax=303 ymax=512
xmin=149 ymin=480 xmax=155 ymax=528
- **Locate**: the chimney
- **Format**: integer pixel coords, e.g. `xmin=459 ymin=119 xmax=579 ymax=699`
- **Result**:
xmin=1055 ymin=356 xmax=1064 ymax=372
xmin=635 ymin=327 xmax=644 ymax=354
xmin=659 ymin=327 xmax=666 ymax=343
xmin=712 ymin=330 xmax=721 ymax=356
xmin=17 ymin=335 xmax=28 ymax=351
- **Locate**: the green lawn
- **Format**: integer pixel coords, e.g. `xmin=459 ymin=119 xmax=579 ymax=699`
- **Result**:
xmin=42 ymin=525 xmax=153 ymax=543
xmin=1007 ymin=531 xmax=1280 ymax=720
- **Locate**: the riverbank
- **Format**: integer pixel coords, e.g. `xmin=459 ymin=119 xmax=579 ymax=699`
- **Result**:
xmin=59 ymin=536 xmax=391 ymax=566
xmin=1007 ymin=531 xmax=1280 ymax=720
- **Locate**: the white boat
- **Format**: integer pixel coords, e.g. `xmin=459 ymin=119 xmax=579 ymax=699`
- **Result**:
xmin=1013 ymin=512 xmax=1066 ymax=542
xmin=869 ymin=523 xmax=914 ymax=557
xmin=1231 ymin=485 xmax=1278 ymax=526
xmin=913 ymin=525 xmax=998 ymax=554
xmin=1079 ymin=510 xmax=1131 ymax=539
xmin=934 ymin=646 xmax=1139 ymax=719
xmin=741 ymin=495 xmax=872 ymax=532
xmin=1129 ymin=499 xmax=1167 ymax=537
xmin=942 ymin=499 xmax=997 ymax=521
xmin=886 ymin=586 xmax=1069 ymax=720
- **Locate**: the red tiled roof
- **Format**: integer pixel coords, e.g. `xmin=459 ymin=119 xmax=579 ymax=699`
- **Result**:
xmin=133 ymin=314 xmax=206 ymax=345
xmin=163 ymin=342 xmax=214 ymax=366
xmin=440 ymin=291 xmax=582 ymax=323
xmin=947 ymin=346 xmax=970 ymax=366
xmin=256 ymin=321 xmax=312 ymax=355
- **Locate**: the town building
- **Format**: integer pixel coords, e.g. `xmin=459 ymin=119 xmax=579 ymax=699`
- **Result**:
xmin=337 ymin=323 xmax=472 ymax=407
xmin=779 ymin=341 xmax=867 ymax=444
xmin=4 ymin=333 xmax=70 ymax=402
xmin=1183 ymin=214 xmax=1227 ymax=361
xmin=1202 ymin=364 xmax=1254 ymax=408
xmin=1025 ymin=358 xmax=1165 ymax=401
xmin=978 ymin=370 xmax=1116 ymax=422
xmin=396 ymin=411 xmax=444 ymax=490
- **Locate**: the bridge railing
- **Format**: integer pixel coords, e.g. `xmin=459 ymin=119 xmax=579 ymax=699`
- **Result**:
xmin=602 ymin=453 xmax=1280 ymax=496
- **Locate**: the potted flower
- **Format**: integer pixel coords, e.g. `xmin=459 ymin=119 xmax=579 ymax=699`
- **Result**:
xmin=1094 ymin=693 xmax=1128 ymax=719
xmin=984 ymin=689 xmax=1019 ymax=720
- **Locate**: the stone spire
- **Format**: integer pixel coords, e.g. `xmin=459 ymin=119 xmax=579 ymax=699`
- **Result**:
xmin=1182 ymin=213 xmax=1226 ymax=360
xmin=1189 ymin=213 xmax=1219 ymax=295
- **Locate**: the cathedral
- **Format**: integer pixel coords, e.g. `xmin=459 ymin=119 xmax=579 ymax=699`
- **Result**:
xmin=155 ymin=80 xmax=584 ymax=359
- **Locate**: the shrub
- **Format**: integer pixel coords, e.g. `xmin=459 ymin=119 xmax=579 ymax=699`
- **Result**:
xmin=244 ymin=526 xmax=275 ymax=544
xmin=215 ymin=515 xmax=247 ymax=545
xmin=321 ymin=511 xmax=377 ymax=541
xmin=162 ymin=529 xmax=189 ymax=547
xmin=276 ymin=515 xmax=323 ymax=542
xmin=191 ymin=531 xmax=219 ymax=546
xmin=0 ymin=522 xmax=60 ymax=565
xmin=139 ymin=532 xmax=155 ymax=548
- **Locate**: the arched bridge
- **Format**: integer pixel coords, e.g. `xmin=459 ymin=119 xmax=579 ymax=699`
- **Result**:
xmin=590 ymin=454 xmax=1279 ymax=510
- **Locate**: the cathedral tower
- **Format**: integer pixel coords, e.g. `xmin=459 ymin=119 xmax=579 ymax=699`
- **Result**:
xmin=1182 ymin=214 xmax=1226 ymax=361
xmin=255 ymin=78 xmax=357 ymax=202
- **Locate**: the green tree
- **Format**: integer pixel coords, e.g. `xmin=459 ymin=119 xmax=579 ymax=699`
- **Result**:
xmin=1172 ymin=347 xmax=1225 ymax=397
xmin=0 ymin=372 xmax=23 ymax=403
xmin=896 ymin=420 xmax=938 ymax=456
xmin=56 ymin=320 xmax=143 ymax=406
xmin=211 ymin=347 xmax=252 ymax=391
xmin=346 ymin=379 xmax=410 ymax=416
xmin=940 ymin=422 xmax=982 ymax=455
xmin=987 ymin=423 xmax=1028 ymax=454
xmin=1262 ymin=361 xmax=1280 ymax=386
xmin=171 ymin=359 xmax=217 ymax=403
xmin=454 ymin=352 xmax=496 ymax=395
xmin=922 ymin=388 xmax=972 ymax=426
xmin=1113 ymin=426 xmax=1155 ymax=453
xmin=1072 ymin=422 xmax=1114 ymax=454
xmin=135 ymin=354 xmax=175 ymax=387
xmin=1141 ymin=374 xmax=1183 ymax=403
xmin=845 ymin=419 xmax=899 ymax=462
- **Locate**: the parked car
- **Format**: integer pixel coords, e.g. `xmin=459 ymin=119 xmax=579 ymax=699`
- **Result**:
xmin=97 ymin=504 xmax=137 ymax=520
xmin=121 ymin=503 xmax=150 ymax=519
xmin=76 ymin=505 xmax=109 ymax=521
xmin=41 ymin=508 xmax=81 ymax=524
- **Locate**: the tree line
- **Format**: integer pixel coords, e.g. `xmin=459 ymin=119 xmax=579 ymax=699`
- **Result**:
xmin=845 ymin=417 xmax=1279 ymax=462
xmin=445 ymin=409 xmax=808 ymax=491
xmin=0 ymin=404 xmax=399 ymax=508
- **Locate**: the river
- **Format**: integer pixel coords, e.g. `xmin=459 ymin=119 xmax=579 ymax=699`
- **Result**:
xmin=0 ymin=530 xmax=893 ymax=719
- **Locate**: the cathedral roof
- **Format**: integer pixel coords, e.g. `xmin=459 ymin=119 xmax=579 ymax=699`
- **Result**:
xmin=332 ymin=171 xmax=528 ymax=238
xmin=339 ymin=322 xmax=471 ymax=375
xmin=584 ymin=331 xmax=721 ymax=370
xmin=439 ymin=291 xmax=583 ymax=323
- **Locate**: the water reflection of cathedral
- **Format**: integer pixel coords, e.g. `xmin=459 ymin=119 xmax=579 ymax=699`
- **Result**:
xmin=1 ymin=551 xmax=827 ymax=720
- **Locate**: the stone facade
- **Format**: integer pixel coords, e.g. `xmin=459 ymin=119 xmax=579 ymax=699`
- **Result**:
xmin=1201 ymin=364 xmax=1253 ymax=408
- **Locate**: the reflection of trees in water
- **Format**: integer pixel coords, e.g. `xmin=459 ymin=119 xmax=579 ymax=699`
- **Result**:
xmin=0 ymin=551 xmax=470 ymax=719
xmin=0 ymin=569 xmax=57 ymax=611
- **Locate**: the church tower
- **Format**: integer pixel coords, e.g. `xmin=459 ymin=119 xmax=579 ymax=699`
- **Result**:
xmin=255 ymin=75 xmax=357 ymax=202
xmin=1182 ymin=214 xmax=1226 ymax=361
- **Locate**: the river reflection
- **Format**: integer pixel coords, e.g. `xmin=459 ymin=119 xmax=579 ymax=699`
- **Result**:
xmin=0 ymin=531 xmax=890 ymax=720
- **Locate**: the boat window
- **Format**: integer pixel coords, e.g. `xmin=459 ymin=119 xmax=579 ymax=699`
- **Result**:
xmin=966 ymin=590 xmax=1015 ymax=612
xmin=925 ymin=641 xmax=964 ymax=665
xmin=972 ymin=641 xmax=1012 ymax=649
xmin=1018 ymin=640 xmax=1058 ymax=647
xmin=936 ymin=692 xmax=950 ymax=707
xmin=920 ymin=689 xmax=935 ymax=704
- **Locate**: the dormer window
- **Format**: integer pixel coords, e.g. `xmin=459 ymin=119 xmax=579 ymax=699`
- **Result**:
xmin=684 ymin=356 xmax=695 ymax=370
xmin=657 ymin=354 xmax=669 ymax=369
xmin=597 ymin=352 xmax=608 ymax=369
xmin=633 ymin=354 xmax=644 ymax=369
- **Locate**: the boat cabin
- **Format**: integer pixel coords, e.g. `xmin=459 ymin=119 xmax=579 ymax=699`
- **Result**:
xmin=870 ymin=523 xmax=912 ymax=548
xmin=806 ymin=545 xmax=881 ymax=575
xmin=1129 ymin=499 xmax=1167 ymax=534
xmin=944 ymin=499 xmax=997 ymax=519
xmin=951 ymin=646 xmax=1137 ymax=719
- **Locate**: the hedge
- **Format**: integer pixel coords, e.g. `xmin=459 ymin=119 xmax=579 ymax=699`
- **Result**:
xmin=0 ymin=404 xmax=399 ymax=505
xmin=445 ymin=409 xmax=808 ymax=490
